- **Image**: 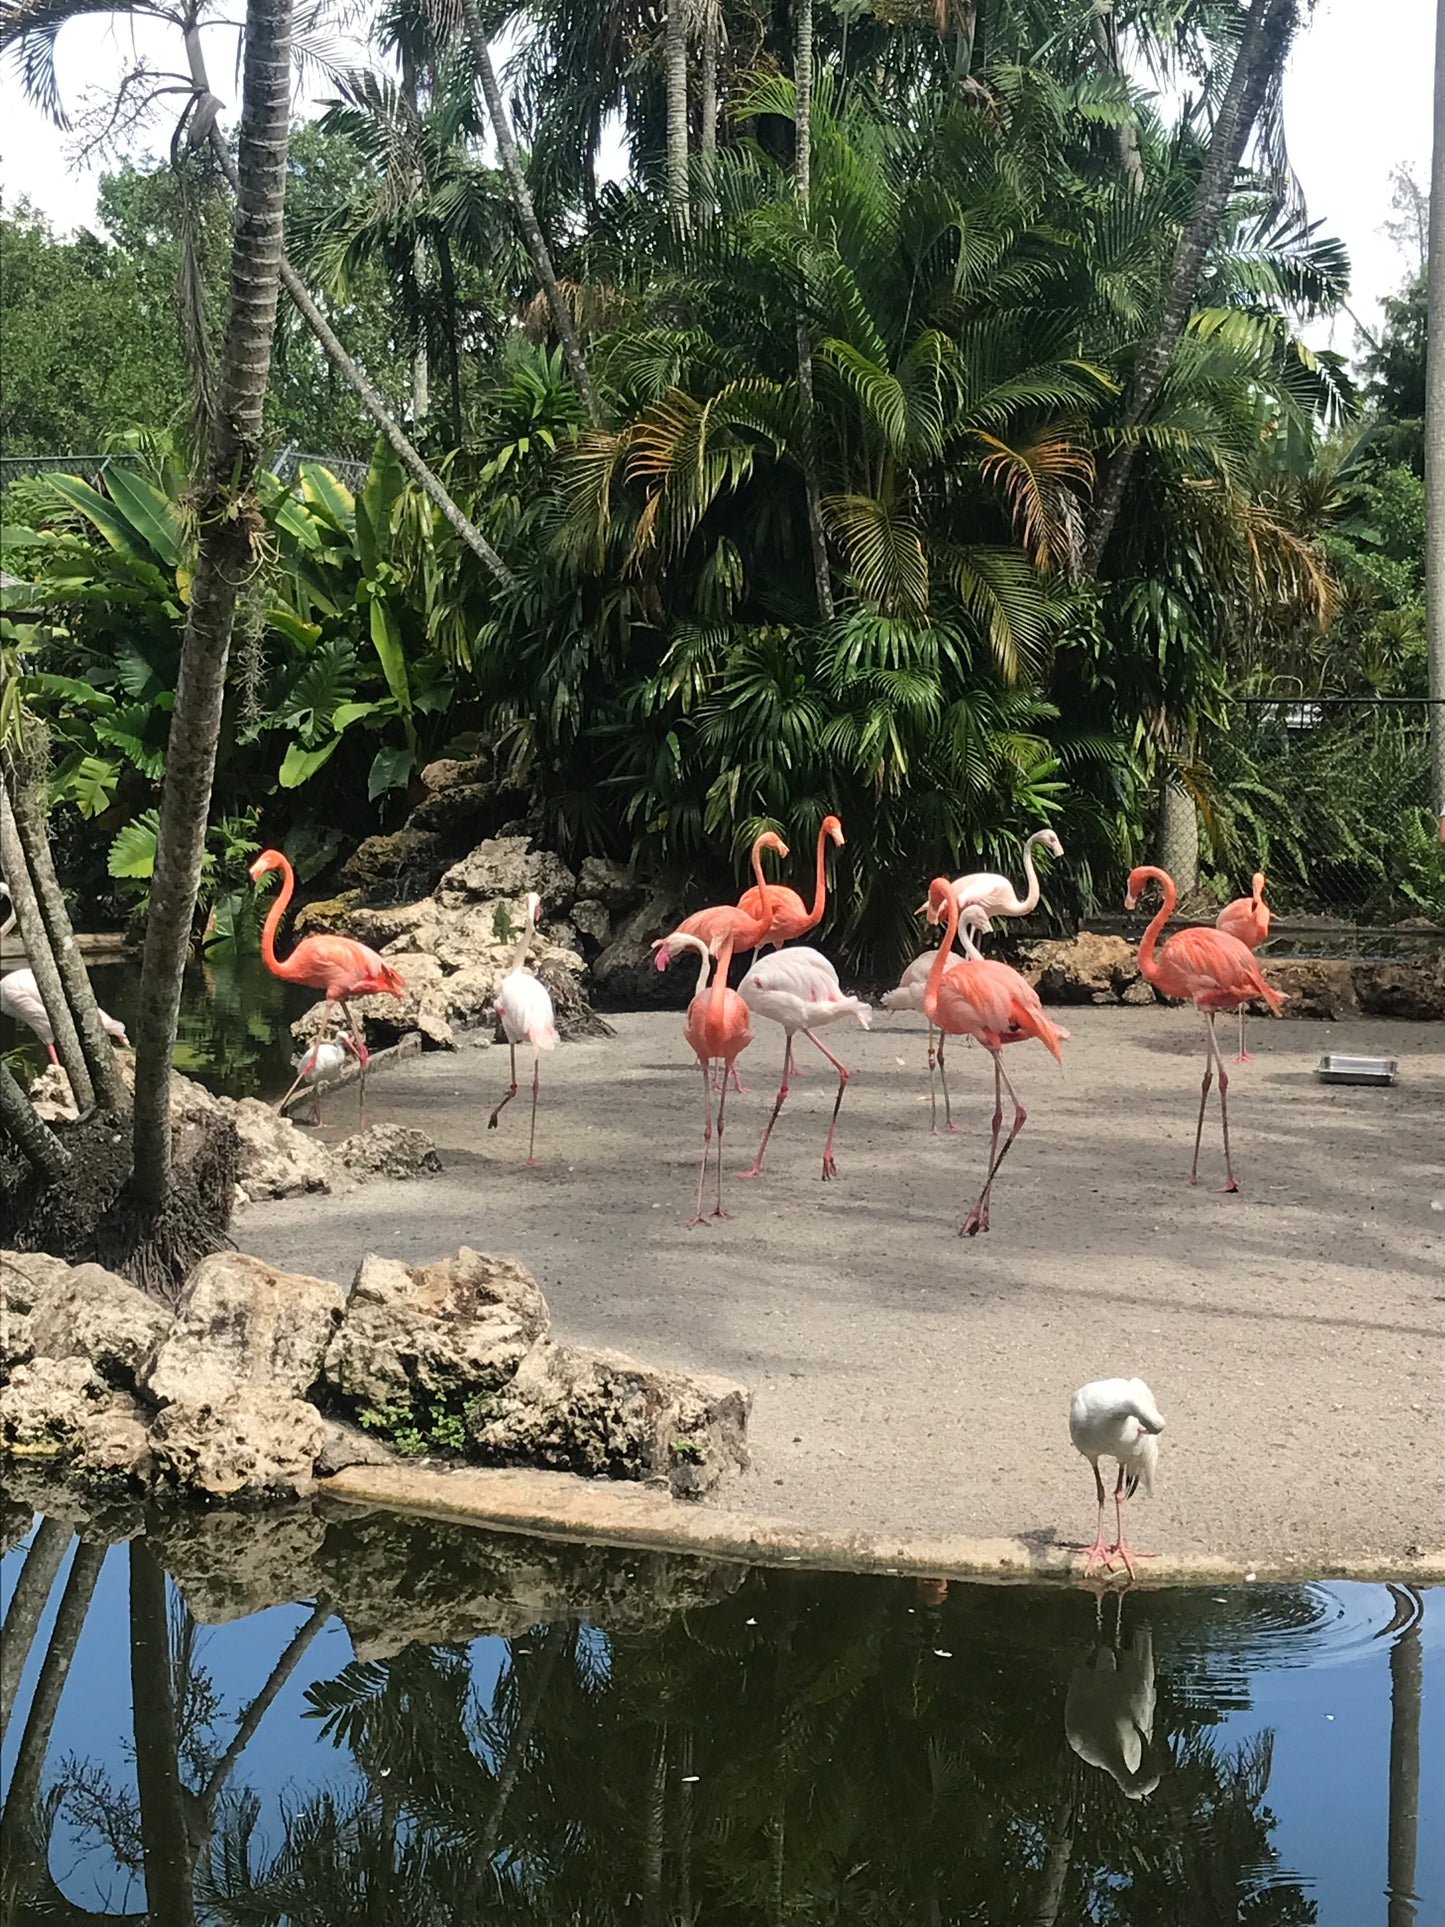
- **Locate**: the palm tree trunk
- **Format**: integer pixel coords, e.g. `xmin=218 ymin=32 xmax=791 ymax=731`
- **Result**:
xmin=1090 ymin=8 xmax=1144 ymax=189
xmin=699 ymin=0 xmax=719 ymax=224
xmin=129 ymin=1543 xmax=198 ymax=1927
xmin=437 ymin=233 xmax=465 ymax=446
xmin=2 ymin=742 xmax=127 ymax=1110
xmin=1083 ymin=0 xmax=1295 ymax=573
xmin=1386 ymin=1590 xmax=1422 ymax=1927
xmin=131 ymin=0 xmax=294 ymax=1208
xmin=0 ymin=1520 xmax=72 ymax=1738
xmin=1158 ymin=771 xmax=1199 ymax=891
xmin=460 ymin=0 xmax=601 ymax=427
xmin=1426 ymin=0 xmax=1445 ymax=817
xmin=665 ymin=0 xmax=692 ymax=233
xmin=0 ymin=780 xmax=93 ymax=1111
xmin=794 ymin=0 xmax=834 ymax=620
xmin=0 ymin=1059 xmax=70 ymax=1180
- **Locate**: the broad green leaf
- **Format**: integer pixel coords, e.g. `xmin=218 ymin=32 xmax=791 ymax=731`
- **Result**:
xmin=357 ymin=437 xmax=405 ymax=575
xmin=265 ymin=606 xmax=323 ymax=651
xmin=105 ymin=468 xmax=185 ymax=567
xmin=53 ymin=752 xmax=121 ymax=817
xmin=21 ymin=671 xmax=116 ymax=713
xmin=368 ymin=599 xmax=411 ymax=713
xmin=279 ymin=735 xmax=342 ymax=788
xmin=299 ymin=462 xmax=356 ymax=531
xmin=45 ymin=475 xmax=141 ymax=556
xmin=331 ymin=699 xmax=390 ymax=730
xmin=109 ymin=812 xmax=160 ymax=878
xmin=368 ymin=744 xmax=416 ymax=800
xmin=272 ymin=494 xmax=325 ymax=551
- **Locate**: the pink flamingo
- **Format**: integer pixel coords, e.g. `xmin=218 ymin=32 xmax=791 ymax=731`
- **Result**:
xmin=250 ymin=849 xmax=406 ymax=1122
xmin=656 ymin=929 xmax=753 ymax=1225
xmin=882 ymin=905 xmax=993 ymax=1133
xmin=736 ymin=947 xmax=871 ymax=1180
xmin=657 ymin=831 xmax=784 ymax=1092
xmin=923 ymin=878 xmax=1068 ymax=1236
xmin=734 ymin=813 xmax=845 ymax=951
xmin=1215 ymin=870 xmax=1271 ymax=1062
xmin=1127 ymin=865 xmax=1284 ymax=1192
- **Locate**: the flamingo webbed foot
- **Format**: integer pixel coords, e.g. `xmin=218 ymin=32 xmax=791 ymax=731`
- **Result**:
xmin=1220 ymin=1179 xmax=1239 ymax=1193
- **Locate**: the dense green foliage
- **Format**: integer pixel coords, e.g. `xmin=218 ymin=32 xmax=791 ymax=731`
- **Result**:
xmin=3 ymin=0 xmax=1441 ymax=953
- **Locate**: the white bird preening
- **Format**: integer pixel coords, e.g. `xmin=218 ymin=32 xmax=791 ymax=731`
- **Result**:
xmin=488 ymin=891 xmax=558 ymax=1164
xmin=881 ymin=906 xmax=992 ymax=1133
xmin=0 ymin=967 xmax=130 ymax=1060
xmin=277 ymin=1033 xmax=362 ymax=1126
xmin=1065 ymin=1594 xmax=1162 ymax=1799
xmin=737 ymin=945 xmax=871 ymax=1181
xmin=949 ymin=827 xmax=1063 ymax=920
xmin=1069 ymin=1377 xmax=1165 ymax=1580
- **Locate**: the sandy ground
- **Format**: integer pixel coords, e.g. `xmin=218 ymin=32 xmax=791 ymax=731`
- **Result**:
xmin=244 ymin=1004 xmax=1445 ymax=1570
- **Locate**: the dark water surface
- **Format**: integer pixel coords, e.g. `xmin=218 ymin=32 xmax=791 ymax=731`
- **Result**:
xmin=1 ymin=1500 xmax=1439 ymax=1924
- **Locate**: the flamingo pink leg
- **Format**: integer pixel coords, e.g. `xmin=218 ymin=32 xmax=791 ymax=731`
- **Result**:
xmin=713 ymin=1074 xmax=733 ymax=1218
xmin=1189 ymin=1015 xmax=1237 ymax=1192
xmin=526 ymin=1056 xmax=540 ymax=1165
xmin=802 ymin=1027 xmax=851 ymax=1180
xmin=962 ymin=1051 xmax=1027 ymax=1237
xmin=1106 ymin=1466 xmax=1157 ymax=1578
xmin=1081 ymin=1461 xmax=1112 ymax=1578
xmin=488 ymin=1042 xmax=519 ymax=1133
xmin=738 ymin=1035 xmax=794 ymax=1179
xmin=340 ymin=999 xmax=367 ymax=1128
xmin=925 ymin=1027 xmax=938 ymax=1130
xmin=1234 ymin=1006 xmax=1253 ymax=1064
xmin=688 ymin=1063 xmax=714 ymax=1228
xmin=44 ymin=1042 xmax=59 ymax=1066
xmin=935 ymin=1031 xmax=960 ymax=1133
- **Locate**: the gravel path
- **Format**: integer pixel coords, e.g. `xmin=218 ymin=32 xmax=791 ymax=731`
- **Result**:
xmin=244 ymin=1004 xmax=1445 ymax=1570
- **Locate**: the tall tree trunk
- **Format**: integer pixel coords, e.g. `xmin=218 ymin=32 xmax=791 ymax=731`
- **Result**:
xmin=460 ymin=0 xmax=602 ymax=427
xmin=1082 ymin=0 xmax=1295 ymax=574
xmin=794 ymin=0 xmax=834 ymax=621
xmin=699 ymin=0 xmax=719 ymax=224
xmin=1386 ymin=1589 xmax=1422 ymax=1927
xmin=1032 ymin=1791 xmax=1075 ymax=1925
xmin=665 ymin=0 xmax=692 ymax=234
xmin=2 ymin=740 xmax=127 ymax=1111
xmin=1426 ymin=0 xmax=1445 ymax=819
xmin=131 ymin=0 xmax=294 ymax=1207
xmin=1158 ymin=770 xmax=1199 ymax=891
xmin=437 ymin=233 xmax=465 ymax=447
xmin=0 ymin=1519 xmax=72 ymax=1737
xmin=129 ymin=1544 xmax=199 ymax=1927
xmin=0 ymin=1058 xmax=70 ymax=1181
xmin=0 ymin=780 xmax=93 ymax=1111
xmin=1090 ymin=6 xmax=1144 ymax=189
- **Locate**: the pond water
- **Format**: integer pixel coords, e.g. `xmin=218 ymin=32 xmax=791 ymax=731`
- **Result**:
xmin=1 ymin=1502 xmax=1439 ymax=1925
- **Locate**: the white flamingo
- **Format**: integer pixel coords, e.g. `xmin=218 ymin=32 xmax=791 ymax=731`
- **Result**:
xmin=1 ymin=884 xmax=129 ymax=1060
xmin=277 ymin=1033 xmax=363 ymax=1126
xmin=738 ymin=947 xmax=871 ymax=1181
xmin=1069 ymin=1378 xmax=1165 ymax=1580
xmin=949 ymin=827 xmax=1063 ymax=919
xmin=882 ymin=906 xmax=992 ymax=1132
xmin=1066 ymin=1596 xmax=1161 ymax=1798
xmin=488 ymin=891 xmax=558 ymax=1164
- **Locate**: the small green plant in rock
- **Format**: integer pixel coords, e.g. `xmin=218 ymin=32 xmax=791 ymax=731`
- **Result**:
xmin=357 ymin=1401 xmax=425 ymax=1457
xmin=669 ymin=1439 xmax=703 ymax=1464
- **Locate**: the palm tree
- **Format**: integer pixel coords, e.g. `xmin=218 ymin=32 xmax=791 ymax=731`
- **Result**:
xmin=1426 ymin=0 xmax=1445 ymax=817
xmin=129 ymin=0 xmax=295 ymax=1218
xmin=793 ymin=0 xmax=834 ymax=618
xmin=665 ymin=0 xmax=691 ymax=231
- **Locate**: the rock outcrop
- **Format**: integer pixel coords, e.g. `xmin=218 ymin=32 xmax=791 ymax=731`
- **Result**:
xmin=335 ymin=1123 xmax=443 ymax=1182
xmin=3 ymin=1244 xmax=752 ymax=1506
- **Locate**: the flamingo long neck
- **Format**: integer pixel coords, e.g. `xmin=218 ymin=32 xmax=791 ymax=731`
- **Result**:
xmin=711 ymin=932 xmax=737 ymax=1019
xmin=1133 ymin=866 xmax=1176 ymax=987
xmin=258 ymin=857 xmax=299 ymax=976
xmin=1016 ymin=832 xmax=1049 ymax=916
xmin=672 ymin=932 xmax=712 ymax=1000
xmin=738 ymin=837 xmax=776 ymax=944
xmin=924 ymin=890 xmax=962 ymax=1013
xmin=807 ymin=826 xmax=831 ymax=925
xmin=1252 ymin=873 xmax=1266 ymax=914
xmin=958 ymin=913 xmax=987 ymax=962
xmin=509 ymin=899 xmax=536 ymax=974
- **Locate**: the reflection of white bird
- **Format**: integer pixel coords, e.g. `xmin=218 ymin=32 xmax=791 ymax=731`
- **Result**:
xmin=1066 ymin=1609 xmax=1161 ymax=1800
xmin=488 ymin=891 xmax=558 ymax=1165
xmin=0 ymin=967 xmax=129 ymax=1061
xmin=1069 ymin=1378 xmax=1165 ymax=1580
xmin=882 ymin=908 xmax=992 ymax=1133
xmin=949 ymin=828 xmax=1063 ymax=919
xmin=739 ymin=946 xmax=871 ymax=1181
xmin=277 ymin=1034 xmax=361 ymax=1125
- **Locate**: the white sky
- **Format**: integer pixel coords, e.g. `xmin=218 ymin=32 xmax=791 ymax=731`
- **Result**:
xmin=0 ymin=0 xmax=1435 ymax=368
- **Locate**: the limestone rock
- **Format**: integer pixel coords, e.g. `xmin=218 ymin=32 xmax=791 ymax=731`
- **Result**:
xmin=420 ymin=755 xmax=485 ymax=793
xmin=325 ymin=1247 xmax=550 ymax=1412
xmin=1267 ymin=958 xmax=1358 ymax=1021
xmin=470 ymin=1341 xmax=750 ymax=1498
xmin=1 ymin=1249 xmax=80 ymax=1320
xmin=75 ymin=1401 xmax=154 ymax=1482
xmin=570 ymin=899 xmax=612 ymax=949
xmin=150 ymin=1387 xmax=327 ymax=1500
xmin=337 ymin=827 xmax=448 ymax=900
xmin=23 ymin=1259 xmax=170 ymax=1389
xmin=144 ymin=1252 xmax=344 ymax=1407
xmin=437 ymin=835 xmax=577 ymax=913
xmin=591 ymin=888 xmax=688 ymax=1007
xmin=578 ymin=855 xmax=641 ymax=912
xmin=27 ymin=1063 xmax=80 ymax=1122
xmin=1020 ymin=933 xmax=1147 ymax=1006
xmin=1353 ymin=957 xmax=1445 ymax=1022
xmin=336 ymin=1123 xmax=442 ymax=1182
xmin=232 ymin=1098 xmax=339 ymax=1202
xmin=314 ymin=1416 xmax=397 ymax=1477
xmin=291 ymin=891 xmax=364 ymax=938
xmin=1 ymin=1355 xmax=109 ymax=1454
xmin=409 ymin=781 xmax=499 ymax=841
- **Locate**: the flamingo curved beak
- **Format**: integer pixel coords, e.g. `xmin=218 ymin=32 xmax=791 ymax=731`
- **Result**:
xmin=1124 ymin=891 xmax=1138 ymax=911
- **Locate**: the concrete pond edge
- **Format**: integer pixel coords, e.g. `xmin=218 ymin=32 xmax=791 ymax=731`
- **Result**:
xmin=321 ymin=1463 xmax=1445 ymax=1589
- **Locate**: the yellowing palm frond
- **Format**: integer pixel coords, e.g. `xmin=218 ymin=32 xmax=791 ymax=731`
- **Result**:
xmin=975 ymin=426 xmax=1093 ymax=575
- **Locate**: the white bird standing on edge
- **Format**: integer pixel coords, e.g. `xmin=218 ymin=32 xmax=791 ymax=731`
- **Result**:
xmin=738 ymin=947 xmax=871 ymax=1181
xmin=277 ymin=1032 xmax=363 ymax=1126
xmin=1069 ymin=1378 xmax=1165 ymax=1580
xmin=488 ymin=891 xmax=558 ymax=1164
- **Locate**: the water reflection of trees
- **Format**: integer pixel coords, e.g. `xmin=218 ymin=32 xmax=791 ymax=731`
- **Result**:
xmin=6 ymin=1512 xmax=1412 ymax=1925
